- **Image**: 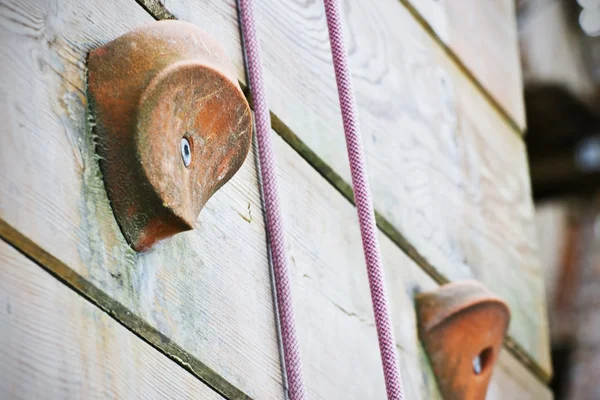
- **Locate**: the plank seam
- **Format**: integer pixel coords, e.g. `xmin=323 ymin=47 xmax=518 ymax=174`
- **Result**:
xmin=0 ymin=218 xmax=252 ymax=400
xmin=396 ymin=0 xmax=525 ymax=137
xmin=132 ymin=0 xmax=547 ymax=384
xmin=132 ymin=0 xmax=175 ymax=20
xmin=269 ymin=111 xmax=551 ymax=386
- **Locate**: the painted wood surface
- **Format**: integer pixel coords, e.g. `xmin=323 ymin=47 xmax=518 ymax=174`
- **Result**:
xmin=158 ymin=0 xmax=550 ymax=374
xmin=0 ymin=0 xmax=551 ymax=398
xmin=408 ymin=0 xmax=525 ymax=129
xmin=0 ymin=241 xmax=223 ymax=400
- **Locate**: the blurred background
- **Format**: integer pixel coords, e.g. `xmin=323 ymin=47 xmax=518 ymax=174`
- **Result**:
xmin=518 ymin=0 xmax=600 ymax=398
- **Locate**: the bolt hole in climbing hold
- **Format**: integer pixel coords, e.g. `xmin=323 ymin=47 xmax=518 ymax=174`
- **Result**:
xmin=473 ymin=347 xmax=493 ymax=375
xmin=87 ymin=21 xmax=253 ymax=252
xmin=181 ymin=136 xmax=192 ymax=167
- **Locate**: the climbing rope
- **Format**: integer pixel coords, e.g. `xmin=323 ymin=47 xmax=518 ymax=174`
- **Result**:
xmin=238 ymin=0 xmax=404 ymax=398
xmin=322 ymin=0 xmax=405 ymax=398
xmin=237 ymin=1 xmax=306 ymax=399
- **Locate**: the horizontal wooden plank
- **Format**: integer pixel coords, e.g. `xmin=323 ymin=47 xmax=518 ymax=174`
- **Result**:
xmin=406 ymin=0 xmax=526 ymax=129
xmin=157 ymin=0 xmax=550 ymax=375
xmin=0 ymin=240 xmax=223 ymax=400
xmin=0 ymin=0 xmax=551 ymax=397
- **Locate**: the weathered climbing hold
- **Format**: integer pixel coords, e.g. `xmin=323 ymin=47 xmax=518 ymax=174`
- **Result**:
xmin=416 ymin=280 xmax=511 ymax=400
xmin=88 ymin=20 xmax=252 ymax=251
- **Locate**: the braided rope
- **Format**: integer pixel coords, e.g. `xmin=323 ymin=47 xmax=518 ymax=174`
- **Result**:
xmin=323 ymin=0 xmax=405 ymax=398
xmin=237 ymin=1 xmax=306 ymax=399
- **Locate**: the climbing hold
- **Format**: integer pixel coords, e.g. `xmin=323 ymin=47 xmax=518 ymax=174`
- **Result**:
xmin=88 ymin=20 xmax=252 ymax=251
xmin=416 ymin=280 xmax=511 ymax=400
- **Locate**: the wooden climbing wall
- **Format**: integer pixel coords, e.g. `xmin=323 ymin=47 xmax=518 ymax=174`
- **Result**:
xmin=0 ymin=0 xmax=553 ymax=398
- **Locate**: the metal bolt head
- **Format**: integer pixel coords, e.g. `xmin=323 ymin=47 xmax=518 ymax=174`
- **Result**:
xmin=181 ymin=137 xmax=192 ymax=167
xmin=473 ymin=355 xmax=482 ymax=375
xmin=473 ymin=347 xmax=492 ymax=375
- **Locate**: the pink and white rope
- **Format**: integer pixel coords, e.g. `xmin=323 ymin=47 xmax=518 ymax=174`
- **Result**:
xmin=237 ymin=1 xmax=306 ymax=399
xmin=323 ymin=0 xmax=405 ymax=399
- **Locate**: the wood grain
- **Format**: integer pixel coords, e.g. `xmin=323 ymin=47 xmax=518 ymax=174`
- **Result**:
xmin=407 ymin=0 xmax=526 ymax=129
xmin=0 ymin=0 xmax=281 ymax=398
xmin=276 ymin=131 xmax=552 ymax=400
xmin=0 ymin=240 xmax=223 ymax=400
xmin=158 ymin=0 xmax=550 ymax=375
xmin=0 ymin=0 xmax=551 ymax=395
xmin=1 ymin=206 xmax=553 ymax=400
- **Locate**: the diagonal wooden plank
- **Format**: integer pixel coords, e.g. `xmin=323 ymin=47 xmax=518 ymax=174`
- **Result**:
xmin=403 ymin=0 xmax=525 ymax=130
xmin=0 ymin=239 xmax=224 ymax=400
xmin=0 ymin=219 xmax=251 ymax=399
xmin=0 ymin=200 xmax=553 ymax=400
xmin=0 ymin=137 xmax=554 ymax=399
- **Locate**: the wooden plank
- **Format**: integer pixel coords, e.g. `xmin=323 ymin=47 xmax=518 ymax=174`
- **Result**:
xmin=0 ymin=0 xmax=551 ymax=395
xmin=157 ymin=0 xmax=550 ymax=375
xmin=0 ymin=240 xmax=223 ymax=400
xmin=449 ymin=53 xmax=551 ymax=376
xmin=0 ymin=190 xmax=553 ymax=400
xmin=407 ymin=0 xmax=526 ymax=129
xmin=276 ymin=132 xmax=552 ymax=400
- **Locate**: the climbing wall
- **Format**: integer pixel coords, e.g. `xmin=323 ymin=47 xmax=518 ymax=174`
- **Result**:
xmin=0 ymin=0 xmax=553 ymax=398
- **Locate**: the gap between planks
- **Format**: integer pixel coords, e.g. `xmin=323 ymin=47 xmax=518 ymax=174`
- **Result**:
xmin=0 ymin=218 xmax=251 ymax=400
xmin=396 ymin=0 xmax=525 ymax=137
xmin=132 ymin=0 xmax=549 ymax=385
xmin=132 ymin=0 xmax=525 ymax=140
xmin=270 ymin=109 xmax=550 ymax=385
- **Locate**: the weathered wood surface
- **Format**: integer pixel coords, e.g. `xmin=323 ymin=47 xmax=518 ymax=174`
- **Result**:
xmin=159 ymin=0 xmax=550 ymax=374
xmin=0 ymin=218 xmax=553 ymax=400
xmin=277 ymin=132 xmax=552 ymax=400
xmin=407 ymin=0 xmax=525 ymax=129
xmin=0 ymin=0 xmax=553 ymax=396
xmin=0 ymin=211 xmax=554 ymax=400
xmin=0 ymin=241 xmax=223 ymax=400
xmin=0 ymin=0 xmax=281 ymax=398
